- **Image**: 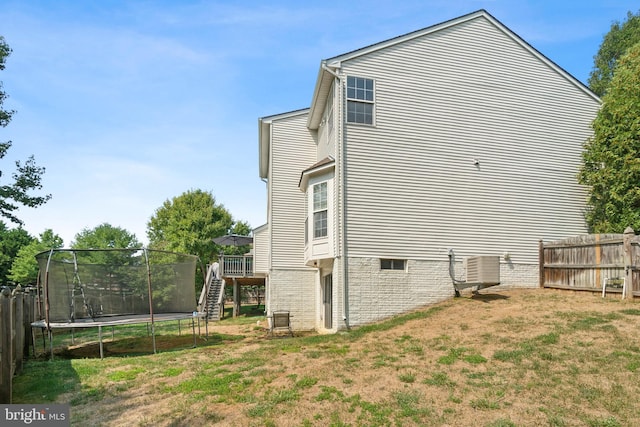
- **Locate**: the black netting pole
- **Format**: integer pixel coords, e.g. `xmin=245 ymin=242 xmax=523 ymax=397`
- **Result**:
xmin=43 ymin=249 xmax=54 ymax=330
xmin=44 ymin=249 xmax=55 ymax=360
xmin=144 ymin=248 xmax=156 ymax=354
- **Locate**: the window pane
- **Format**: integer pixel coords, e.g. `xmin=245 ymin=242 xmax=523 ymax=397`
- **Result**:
xmin=365 ymin=87 xmax=373 ymax=101
xmin=347 ymin=76 xmax=374 ymax=101
xmin=381 ymin=259 xmax=406 ymax=270
xmin=365 ymin=79 xmax=373 ymax=91
xmin=347 ymin=101 xmax=373 ymax=124
xmin=313 ymin=182 xmax=327 ymax=210
xmin=314 ymin=210 xmax=327 ymax=238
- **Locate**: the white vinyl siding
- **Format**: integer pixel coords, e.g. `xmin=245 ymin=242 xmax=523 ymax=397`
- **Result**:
xmin=253 ymin=224 xmax=269 ymax=274
xmin=269 ymin=112 xmax=317 ymax=269
xmin=340 ymin=16 xmax=599 ymax=264
xmin=317 ymin=84 xmax=337 ymax=161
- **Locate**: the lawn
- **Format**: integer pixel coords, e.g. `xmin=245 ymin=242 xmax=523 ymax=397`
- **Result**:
xmin=13 ymin=288 xmax=640 ymax=426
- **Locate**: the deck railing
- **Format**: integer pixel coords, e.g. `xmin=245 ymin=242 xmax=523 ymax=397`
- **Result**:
xmin=221 ymin=255 xmax=253 ymax=277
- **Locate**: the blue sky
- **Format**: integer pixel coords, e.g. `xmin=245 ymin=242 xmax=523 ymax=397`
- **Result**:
xmin=0 ymin=0 xmax=637 ymax=246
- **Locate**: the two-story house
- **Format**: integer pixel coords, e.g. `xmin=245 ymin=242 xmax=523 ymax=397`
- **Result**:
xmin=255 ymin=10 xmax=600 ymax=333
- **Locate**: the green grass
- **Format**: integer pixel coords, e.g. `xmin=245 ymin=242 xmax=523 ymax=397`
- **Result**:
xmin=12 ymin=290 xmax=640 ymax=426
xmin=424 ymin=372 xmax=456 ymax=387
xmin=398 ymin=371 xmax=417 ymax=383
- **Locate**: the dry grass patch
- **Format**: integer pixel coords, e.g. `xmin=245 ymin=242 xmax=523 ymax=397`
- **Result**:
xmin=13 ymin=289 xmax=640 ymax=426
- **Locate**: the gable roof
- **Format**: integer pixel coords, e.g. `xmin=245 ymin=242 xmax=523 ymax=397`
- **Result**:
xmin=307 ymin=9 xmax=599 ymax=129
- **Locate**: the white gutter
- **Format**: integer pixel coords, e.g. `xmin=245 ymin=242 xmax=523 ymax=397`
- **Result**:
xmin=322 ymin=62 xmax=340 ymax=79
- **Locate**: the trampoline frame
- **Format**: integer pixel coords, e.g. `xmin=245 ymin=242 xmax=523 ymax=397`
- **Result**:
xmin=33 ymin=248 xmax=208 ymax=359
xmin=32 ymin=312 xmax=207 ymax=359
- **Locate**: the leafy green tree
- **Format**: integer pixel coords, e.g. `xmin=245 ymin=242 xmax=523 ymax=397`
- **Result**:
xmin=71 ymin=222 xmax=142 ymax=267
xmin=147 ymin=189 xmax=233 ymax=259
xmin=9 ymin=229 xmax=63 ymax=285
xmin=579 ymin=42 xmax=640 ymax=232
xmin=147 ymin=189 xmax=250 ymax=289
xmin=72 ymin=223 xmax=141 ymax=249
xmin=588 ymin=10 xmax=640 ymax=97
xmin=231 ymin=220 xmax=252 ymax=237
xmin=70 ymin=223 xmax=144 ymax=308
xmin=0 ymin=36 xmax=51 ymax=225
xmin=0 ymin=222 xmax=33 ymax=285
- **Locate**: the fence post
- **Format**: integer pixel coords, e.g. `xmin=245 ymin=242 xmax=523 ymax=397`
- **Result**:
xmin=13 ymin=286 xmax=24 ymax=375
xmin=23 ymin=287 xmax=33 ymax=358
xmin=539 ymin=240 xmax=545 ymax=288
xmin=624 ymin=227 xmax=634 ymax=299
xmin=0 ymin=286 xmax=13 ymax=403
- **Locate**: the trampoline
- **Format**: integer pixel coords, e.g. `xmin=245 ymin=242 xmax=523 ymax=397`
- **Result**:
xmin=33 ymin=248 xmax=207 ymax=358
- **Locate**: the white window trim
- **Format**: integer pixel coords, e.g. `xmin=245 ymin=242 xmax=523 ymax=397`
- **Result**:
xmin=346 ymin=75 xmax=375 ymax=125
xmin=313 ymin=182 xmax=328 ymax=239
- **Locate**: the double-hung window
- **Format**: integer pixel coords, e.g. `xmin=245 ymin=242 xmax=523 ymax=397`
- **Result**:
xmin=347 ymin=76 xmax=374 ymax=125
xmin=313 ymin=182 xmax=328 ymax=238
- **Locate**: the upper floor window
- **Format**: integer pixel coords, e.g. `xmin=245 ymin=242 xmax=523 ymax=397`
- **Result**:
xmin=313 ymin=182 xmax=328 ymax=238
xmin=347 ymin=76 xmax=374 ymax=125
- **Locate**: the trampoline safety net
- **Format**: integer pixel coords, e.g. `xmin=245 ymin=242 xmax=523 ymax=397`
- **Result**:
xmin=36 ymin=249 xmax=198 ymax=323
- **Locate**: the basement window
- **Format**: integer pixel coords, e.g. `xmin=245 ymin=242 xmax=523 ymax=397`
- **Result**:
xmin=380 ymin=259 xmax=405 ymax=270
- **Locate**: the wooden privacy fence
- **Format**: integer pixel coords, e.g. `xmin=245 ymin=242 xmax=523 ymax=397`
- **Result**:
xmin=0 ymin=285 xmax=38 ymax=403
xmin=540 ymin=227 xmax=640 ymax=298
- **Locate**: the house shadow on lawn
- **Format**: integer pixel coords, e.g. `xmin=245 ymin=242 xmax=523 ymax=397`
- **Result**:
xmin=469 ymin=292 xmax=510 ymax=303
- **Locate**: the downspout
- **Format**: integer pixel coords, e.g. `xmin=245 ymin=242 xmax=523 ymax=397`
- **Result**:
xmin=265 ymin=123 xmax=273 ymax=316
xmin=324 ymin=62 xmax=350 ymax=330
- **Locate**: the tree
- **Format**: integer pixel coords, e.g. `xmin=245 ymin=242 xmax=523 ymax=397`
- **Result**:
xmin=9 ymin=229 xmax=63 ymax=285
xmin=0 ymin=222 xmax=33 ymax=285
xmin=579 ymin=42 xmax=640 ymax=232
xmin=588 ymin=10 xmax=640 ymax=97
xmin=71 ymin=224 xmax=143 ymax=283
xmin=0 ymin=36 xmax=51 ymax=225
xmin=231 ymin=220 xmax=252 ymax=237
xmin=147 ymin=189 xmax=243 ymax=262
xmin=72 ymin=223 xmax=141 ymax=249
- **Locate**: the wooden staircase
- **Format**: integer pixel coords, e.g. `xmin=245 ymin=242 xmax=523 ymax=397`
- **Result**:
xmin=207 ymin=278 xmax=225 ymax=321
xmin=198 ymin=264 xmax=225 ymax=321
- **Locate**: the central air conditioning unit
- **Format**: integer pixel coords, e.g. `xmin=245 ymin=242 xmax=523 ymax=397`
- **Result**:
xmin=466 ymin=256 xmax=500 ymax=285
